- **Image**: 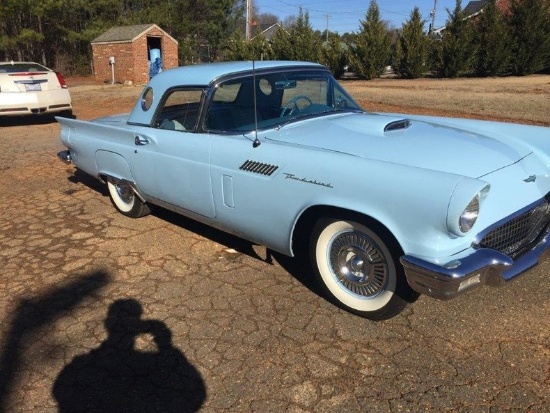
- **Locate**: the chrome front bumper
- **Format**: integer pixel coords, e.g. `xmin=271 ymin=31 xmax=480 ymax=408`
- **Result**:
xmin=57 ymin=150 xmax=72 ymax=164
xmin=400 ymin=227 xmax=550 ymax=300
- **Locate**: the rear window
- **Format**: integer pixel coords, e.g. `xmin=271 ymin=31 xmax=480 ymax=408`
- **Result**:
xmin=0 ymin=63 xmax=49 ymax=73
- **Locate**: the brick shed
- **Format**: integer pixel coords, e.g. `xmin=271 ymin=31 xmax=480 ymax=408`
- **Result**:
xmin=91 ymin=24 xmax=178 ymax=85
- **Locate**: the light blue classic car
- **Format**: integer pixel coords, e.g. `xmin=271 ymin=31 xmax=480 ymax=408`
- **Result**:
xmin=57 ymin=61 xmax=550 ymax=320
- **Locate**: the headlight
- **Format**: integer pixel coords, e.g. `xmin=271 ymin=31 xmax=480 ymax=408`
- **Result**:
xmin=447 ymin=180 xmax=490 ymax=236
xmin=459 ymin=194 xmax=480 ymax=233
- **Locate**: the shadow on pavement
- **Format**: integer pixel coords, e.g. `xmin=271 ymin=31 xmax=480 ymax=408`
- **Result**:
xmin=0 ymin=271 xmax=110 ymax=413
xmin=53 ymin=299 xmax=206 ymax=412
xmin=67 ymin=169 xmax=108 ymax=195
xmin=66 ymin=171 xmax=323 ymax=296
xmin=155 ymin=207 xmax=323 ymax=296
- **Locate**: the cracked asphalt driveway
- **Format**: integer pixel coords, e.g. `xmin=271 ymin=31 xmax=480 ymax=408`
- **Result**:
xmin=0 ymin=84 xmax=549 ymax=412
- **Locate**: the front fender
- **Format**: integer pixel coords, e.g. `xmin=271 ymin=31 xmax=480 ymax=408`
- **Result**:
xmin=289 ymin=160 xmax=467 ymax=260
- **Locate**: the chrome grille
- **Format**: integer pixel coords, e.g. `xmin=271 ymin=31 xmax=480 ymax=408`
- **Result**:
xmin=478 ymin=201 xmax=550 ymax=258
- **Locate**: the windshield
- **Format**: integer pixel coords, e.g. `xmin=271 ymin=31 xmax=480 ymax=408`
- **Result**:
xmin=204 ymin=70 xmax=362 ymax=133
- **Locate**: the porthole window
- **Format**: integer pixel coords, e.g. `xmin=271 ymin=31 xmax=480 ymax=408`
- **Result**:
xmin=259 ymin=78 xmax=272 ymax=96
xmin=141 ymin=87 xmax=154 ymax=111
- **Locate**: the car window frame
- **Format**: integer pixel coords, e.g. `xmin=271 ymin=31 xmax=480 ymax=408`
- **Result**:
xmin=150 ymin=86 xmax=207 ymax=133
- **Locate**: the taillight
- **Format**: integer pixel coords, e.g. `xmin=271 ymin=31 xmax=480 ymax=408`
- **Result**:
xmin=56 ymin=72 xmax=68 ymax=89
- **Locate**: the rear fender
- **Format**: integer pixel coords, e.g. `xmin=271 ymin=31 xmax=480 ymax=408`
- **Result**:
xmin=95 ymin=150 xmax=146 ymax=202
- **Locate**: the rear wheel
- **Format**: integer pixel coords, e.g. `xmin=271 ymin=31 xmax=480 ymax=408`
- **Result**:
xmin=107 ymin=177 xmax=150 ymax=218
xmin=310 ymin=218 xmax=416 ymax=320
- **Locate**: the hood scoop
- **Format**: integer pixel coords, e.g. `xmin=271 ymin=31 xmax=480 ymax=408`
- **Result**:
xmin=384 ymin=119 xmax=411 ymax=132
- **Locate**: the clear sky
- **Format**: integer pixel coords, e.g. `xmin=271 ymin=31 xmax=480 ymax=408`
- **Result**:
xmin=254 ymin=0 xmax=460 ymax=33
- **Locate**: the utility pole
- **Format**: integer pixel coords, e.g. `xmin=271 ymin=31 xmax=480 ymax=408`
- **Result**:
xmin=246 ymin=0 xmax=252 ymax=41
xmin=326 ymin=14 xmax=330 ymax=42
xmin=429 ymin=0 xmax=438 ymax=35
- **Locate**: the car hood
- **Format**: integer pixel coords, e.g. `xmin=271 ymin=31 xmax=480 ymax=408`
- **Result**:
xmin=268 ymin=112 xmax=532 ymax=178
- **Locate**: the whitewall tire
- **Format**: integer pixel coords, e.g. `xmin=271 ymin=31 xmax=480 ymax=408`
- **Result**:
xmin=107 ymin=177 xmax=150 ymax=218
xmin=310 ymin=218 xmax=414 ymax=320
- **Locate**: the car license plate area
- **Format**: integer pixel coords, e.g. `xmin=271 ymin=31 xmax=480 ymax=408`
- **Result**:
xmin=25 ymin=83 xmax=42 ymax=91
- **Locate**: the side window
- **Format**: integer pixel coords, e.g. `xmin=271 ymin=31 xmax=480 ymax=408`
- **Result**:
xmin=205 ymin=79 xmax=256 ymax=132
xmin=333 ymin=82 xmax=357 ymax=109
xmin=212 ymin=81 xmax=241 ymax=104
xmin=155 ymin=89 xmax=203 ymax=132
xmin=207 ymin=75 xmax=284 ymax=132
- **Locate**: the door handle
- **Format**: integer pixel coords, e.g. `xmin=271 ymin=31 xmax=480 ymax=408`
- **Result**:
xmin=135 ymin=135 xmax=149 ymax=145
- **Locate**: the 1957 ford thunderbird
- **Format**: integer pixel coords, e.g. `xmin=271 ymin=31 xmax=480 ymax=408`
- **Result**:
xmin=57 ymin=61 xmax=550 ymax=320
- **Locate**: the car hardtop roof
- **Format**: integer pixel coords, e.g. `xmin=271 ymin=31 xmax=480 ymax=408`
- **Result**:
xmin=149 ymin=60 xmax=328 ymax=87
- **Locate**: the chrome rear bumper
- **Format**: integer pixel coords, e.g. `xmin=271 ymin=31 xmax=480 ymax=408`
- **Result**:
xmin=57 ymin=150 xmax=72 ymax=164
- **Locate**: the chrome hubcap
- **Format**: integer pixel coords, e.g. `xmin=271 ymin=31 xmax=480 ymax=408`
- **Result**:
xmin=329 ymin=231 xmax=388 ymax=297
xmin=116 ymin=181 xmax=134 ymax=204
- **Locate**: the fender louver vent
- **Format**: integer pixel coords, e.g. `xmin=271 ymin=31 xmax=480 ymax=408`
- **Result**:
xmin=384 ymin=119 xmax=411 ymax=132
xmin=239 ymin=160 xmax=278 ymax=176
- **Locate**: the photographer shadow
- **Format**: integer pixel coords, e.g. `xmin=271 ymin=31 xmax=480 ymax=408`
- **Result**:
xmin=53 ymin=299 xmax=206 ymax=412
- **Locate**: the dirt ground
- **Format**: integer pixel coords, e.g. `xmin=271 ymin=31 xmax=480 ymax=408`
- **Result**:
xmin=66 ymin=74 xmax=550 ymax=126
xmin=344 ymin=75 xmax=550 ymax=127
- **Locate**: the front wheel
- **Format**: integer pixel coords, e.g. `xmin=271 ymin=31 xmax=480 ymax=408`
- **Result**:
xmin=310 ymin=218 xmax=416 ymax=320
xmin=107 ymin=177 xmax=150 ymax=218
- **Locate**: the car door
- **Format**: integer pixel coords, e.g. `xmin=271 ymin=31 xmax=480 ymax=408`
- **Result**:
xmin=203 ymin=74 xmax=296 ymax=252
xmin=129 ymin=88 xmax=216 ymax=218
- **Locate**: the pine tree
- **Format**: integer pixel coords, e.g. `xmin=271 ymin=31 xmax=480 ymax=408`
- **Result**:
xmin=395 ymin=7 xmax=429 ymax=79
xmin=248 ymin=33 xmax=273 ymax=61
xmin=290 ymin=8 xmax=321 ymax=62
xmin=270 ymin=8 xmax=321 ymax=62
xmin=320 ymin=34 xmax=348 ymax=78
xmin=226 ymin=31 xmax=250 ymax=61
xmin=473 ymin=0 xmax=511 ymax=76
xmin=350 ymin=0 xmax=391 ymax=80
xmin=270 ymin=25 xmax=294 ymax=60
xmin=435 ymin=0 xmax=475 ymax=78
xmin=508 ymin=0 xmax=550 ymax=75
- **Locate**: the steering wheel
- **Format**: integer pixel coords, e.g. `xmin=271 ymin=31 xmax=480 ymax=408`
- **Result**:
xmin=280 ymin=95 xmax=313 ymax=117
